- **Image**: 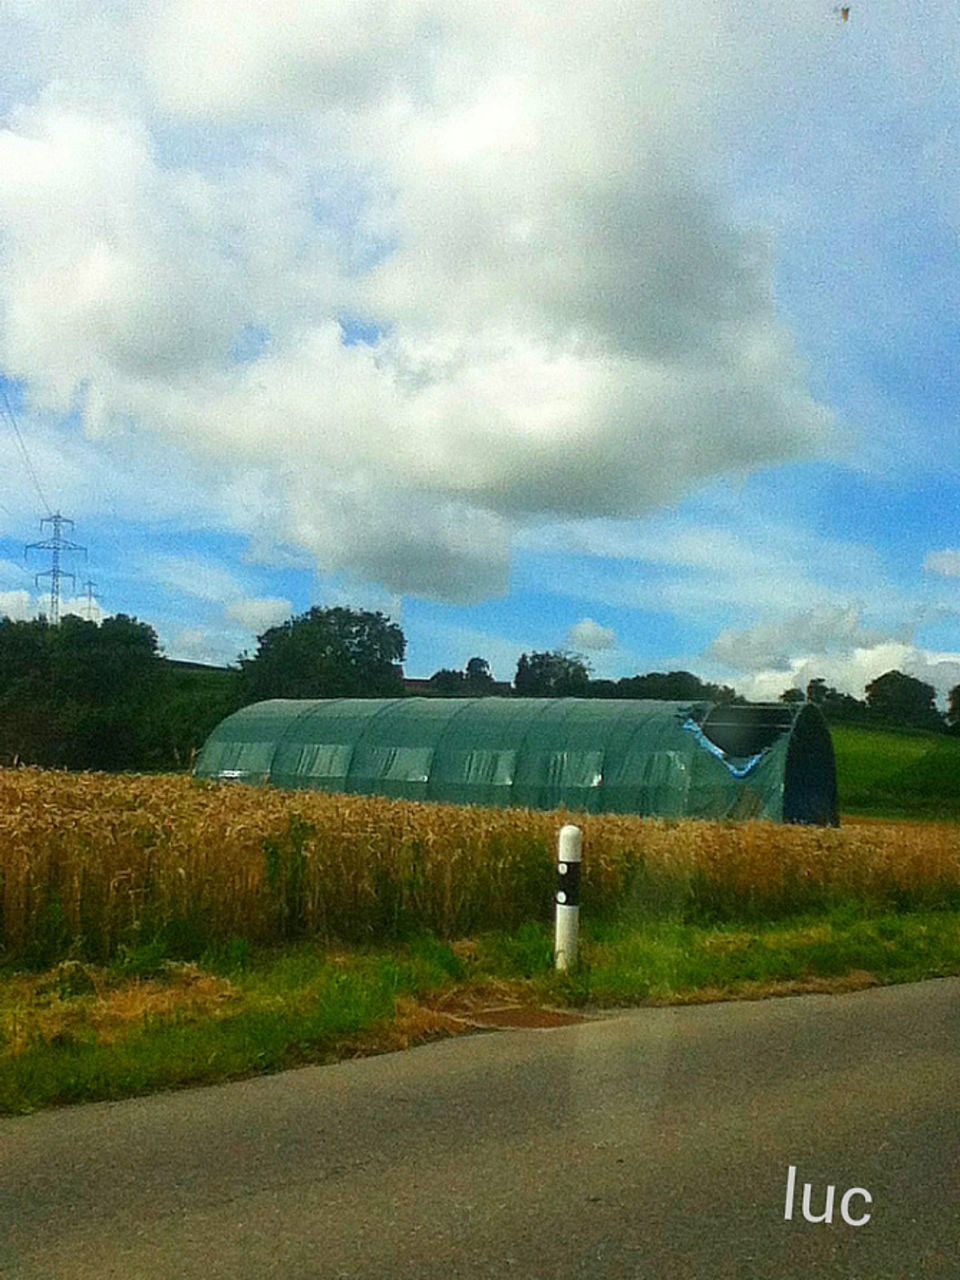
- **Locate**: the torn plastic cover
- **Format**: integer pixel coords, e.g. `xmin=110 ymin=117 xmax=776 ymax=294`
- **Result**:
xmin=681 ymin=717 xmax=767 ymax=779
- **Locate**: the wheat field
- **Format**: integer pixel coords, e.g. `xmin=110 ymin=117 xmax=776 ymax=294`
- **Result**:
xmin=2 ymin=768 xmax=959 ymax=963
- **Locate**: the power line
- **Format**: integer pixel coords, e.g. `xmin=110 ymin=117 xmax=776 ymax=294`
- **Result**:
xmin=1 ymin=383 xmax=52 ymax=517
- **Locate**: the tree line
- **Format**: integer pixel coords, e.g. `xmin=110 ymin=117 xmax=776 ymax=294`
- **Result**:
xmin=0 ymin=604 xmax=957 ymax=772
xmin=0 ymin=614 xmax=239 ymax=772
xmin=782 ymin=673 xmax=950 ymax=733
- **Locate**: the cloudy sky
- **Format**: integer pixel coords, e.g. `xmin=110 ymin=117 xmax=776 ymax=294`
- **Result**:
xmin=0 ymin=1 xmax=958 ymax=701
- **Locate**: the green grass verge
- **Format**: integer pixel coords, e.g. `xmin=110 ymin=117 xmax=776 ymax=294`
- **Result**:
xmin=471 ymin=907 xmax=960 ymax=1005
xmin=0 ymin=938 xmax=465 ymax=1115
xmin=549 ymin=907 xmax=960 ymax=1004
xmin=2 ymin=905 xmax=959 ymax=1114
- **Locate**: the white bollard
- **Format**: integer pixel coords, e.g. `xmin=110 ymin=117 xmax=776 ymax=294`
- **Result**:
xmin=554 ymin=824 xmax=582 ymax=971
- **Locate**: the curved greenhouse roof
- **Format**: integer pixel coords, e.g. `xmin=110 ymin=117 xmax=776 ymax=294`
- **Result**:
xmin=194 ymin=697 xmax=838 ymax=825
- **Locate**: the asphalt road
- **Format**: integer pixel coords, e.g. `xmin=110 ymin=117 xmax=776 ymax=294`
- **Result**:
xmin=1 ymin=978 xmax=958 ymax=1279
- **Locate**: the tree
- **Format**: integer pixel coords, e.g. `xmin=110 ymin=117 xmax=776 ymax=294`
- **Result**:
xmin=464 ymin=656 xmax=495 ymax=694
xmin=780 ymin=687 xmax=806 ymax=704
xmin=803 ymin=678 xmax=868 ymax=723
xmin=56 ymin=613 xmax=161 ymax=704
xmin=514 ymin=650 xmax=591 ymax=697
xmin=948 ymin=684 xmax=960 ymax=729
xmin=428 ymin=656 xmax=497 ymax=697
xmin=428 ymin=668 xmax=466 ymax=695
xmin=0 ymin=616 xmax=54 ymax=764
xmin=240 ymin=606 xmax=405 ymax=702
xmin=805 ymin=678 xmax=827 ymax=705
xmin=0 ymin=613 xmax=167 ymax=769
xmin=864 ymin=670 xmax=943 ymax=731
xmin=614 ymin=670 xmax=739 ymax=702
xmin=66 ymin=614 xmax=167 ymax=769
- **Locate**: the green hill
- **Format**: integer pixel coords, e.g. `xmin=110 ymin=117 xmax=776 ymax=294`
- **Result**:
xmin=832 ymin=724 xmax=960 ymax=820
xmin=160 ymin=660 xmax=241 ymax=770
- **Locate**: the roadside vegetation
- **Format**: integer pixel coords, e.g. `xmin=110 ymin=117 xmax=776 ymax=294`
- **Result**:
xmin=2 ymin=906 xmax=958 ymax=1115
xmin=1 ymin=757 xmax=959 ymax=1113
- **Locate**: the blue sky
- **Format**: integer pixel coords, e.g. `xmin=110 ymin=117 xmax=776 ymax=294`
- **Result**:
xmin=1 ymin=2 xmax=959 ymax=701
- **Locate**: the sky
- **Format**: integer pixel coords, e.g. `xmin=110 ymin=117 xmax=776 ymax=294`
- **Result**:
xmin=0 ymin=1 xmax=959 ymax=702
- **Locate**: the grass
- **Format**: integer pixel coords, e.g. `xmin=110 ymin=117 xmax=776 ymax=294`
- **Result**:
xmin=558 ymin=905 xmax=960 ymax=1004
xmin=0 ymin=937 xmax=466 ymax=1114
xmin=833 ymin=724 xmax=960 ymax=819
xmin=2 ymin=902 xmax=959 ymax=1114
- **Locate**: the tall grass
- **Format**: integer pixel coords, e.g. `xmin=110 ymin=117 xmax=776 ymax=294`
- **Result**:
xmin=2 ymin=768 xmax=960 ymax=966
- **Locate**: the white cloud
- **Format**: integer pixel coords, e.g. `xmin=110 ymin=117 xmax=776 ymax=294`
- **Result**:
xmin=566 ymin=618 xmax=617 ymax=652
xmin=0 ymin=101 xmax=246 ymax=414
xmin=146 ymin=554 xmax=246 ymax=604
xmin=519 ymin=515 xmax=907 ymax=634
xmin=738 ymin=643 xmax=960 ymax=707
xmin=709 ymin=604 xmax=884 ymax=673
xmin=145 ymin=555 xmax=292 ymax=635
xmin=224 ymin=595 xmax=292 ymax=631
xmin=0 ymin=411 xmax=219 ymax=531
xmin=60 ymin=594 xmax=104 ymax=623
xmin=0 ymin=557 xmax=31 ymax=585
xmin=0 ymin=589 xmax=32 ymax=620
xmin=0 ymin=3 xmax=833 ymax=603
xmin=164 ymin=625 xmax=241 ymax=666
xmin=146 ymin=0 xmax=432 ymax=122
xmin=924 ymin=549 xmax=960 ymax=578
xmin=520 ymin=518 xmax=960 ymax=703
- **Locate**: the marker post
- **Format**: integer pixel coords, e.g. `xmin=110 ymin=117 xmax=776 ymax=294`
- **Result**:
xmin=554 ymin=824 xmax=582 ymax=971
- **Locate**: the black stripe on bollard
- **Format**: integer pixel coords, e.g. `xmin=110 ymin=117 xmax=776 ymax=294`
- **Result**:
xmin=556 ymin=860 xmax=581 ymax=906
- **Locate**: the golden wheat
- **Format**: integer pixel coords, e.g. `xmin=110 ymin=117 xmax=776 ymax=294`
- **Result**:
xmin=1 ymin=768 xmax=958 ymax=961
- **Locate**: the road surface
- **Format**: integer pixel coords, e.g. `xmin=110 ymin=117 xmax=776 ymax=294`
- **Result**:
xmin=1 ymin=978 xmax=958 ymax=1278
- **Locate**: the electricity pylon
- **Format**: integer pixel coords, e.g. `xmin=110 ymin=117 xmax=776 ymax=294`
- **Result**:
xmin=25 ymin=513 xmax=85 ymax=625
xmin=82 ymin=579 xmax=100 ymax=622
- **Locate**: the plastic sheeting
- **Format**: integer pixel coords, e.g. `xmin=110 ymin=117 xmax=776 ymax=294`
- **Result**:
xmin=194 ymin=697 xmax=838 ymax=824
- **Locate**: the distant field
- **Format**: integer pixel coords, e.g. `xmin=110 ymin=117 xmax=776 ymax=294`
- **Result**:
xmin=832 ymin=725 xmax=960 ymax=820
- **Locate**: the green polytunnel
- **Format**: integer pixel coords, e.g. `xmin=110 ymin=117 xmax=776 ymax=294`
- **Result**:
xmin=194 ymin=697 xmax=838 ymax=825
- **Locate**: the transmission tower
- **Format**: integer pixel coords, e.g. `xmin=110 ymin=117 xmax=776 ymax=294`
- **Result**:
xmin=25 ymin=513 xmax=85 ymax=625
xmin=81 ymin=579 xmax=100 ymax=622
